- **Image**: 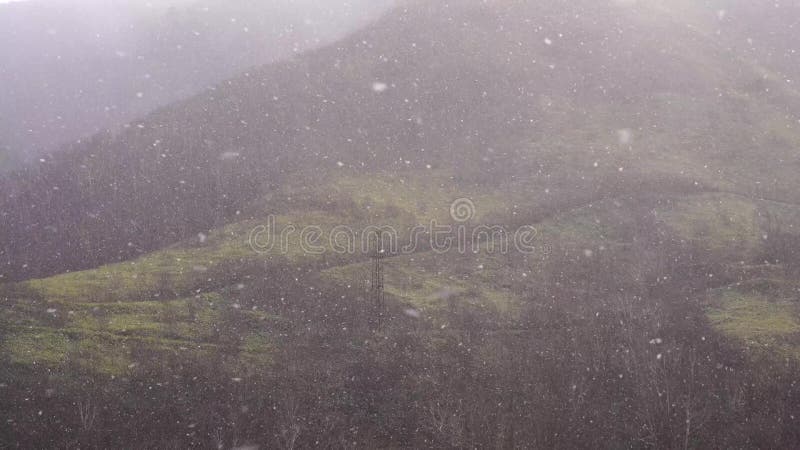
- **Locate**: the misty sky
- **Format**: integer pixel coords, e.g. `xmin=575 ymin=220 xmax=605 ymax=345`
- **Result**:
xmin=0 ymin=0 xmax=394 ymax=160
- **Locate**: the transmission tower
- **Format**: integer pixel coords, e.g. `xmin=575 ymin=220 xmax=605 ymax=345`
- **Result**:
xmin=370 ymin=234 xmax=386 ymax=313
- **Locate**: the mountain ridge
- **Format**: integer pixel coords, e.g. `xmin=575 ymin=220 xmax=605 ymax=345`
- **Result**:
xmin=6 ymin=0 xmax=800 ymax=281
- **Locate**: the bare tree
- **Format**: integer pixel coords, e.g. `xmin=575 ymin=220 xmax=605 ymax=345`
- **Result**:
xmin=278 ymin=391 xmax=302 ymax=450
xmin=77 ymin=398 xmax=98 ymax=432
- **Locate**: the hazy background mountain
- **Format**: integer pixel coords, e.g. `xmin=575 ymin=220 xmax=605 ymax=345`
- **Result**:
xmin=3 ymin=0 xmax=800 ymax=281
xmin=0 ymin=0 xmax=393 ymax=168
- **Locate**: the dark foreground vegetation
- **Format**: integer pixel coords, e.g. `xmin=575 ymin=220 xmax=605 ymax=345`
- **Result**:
xmin=2 ymin=209 xmax=800 ymax=448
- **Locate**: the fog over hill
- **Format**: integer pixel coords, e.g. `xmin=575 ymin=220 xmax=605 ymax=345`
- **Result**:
xmin=3 ymin=0 xmax=800 ymax=281
xmin=0 ymin=0 xmax=393 ymax=166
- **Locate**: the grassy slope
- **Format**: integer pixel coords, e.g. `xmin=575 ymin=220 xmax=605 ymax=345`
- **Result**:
xmin=0 ymin=170 xmax=521 ymax=376
xmin=4 ymin=155 xmax=800 ymax=376
xmin=707 ymin=282 xmax=800 ymax=360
